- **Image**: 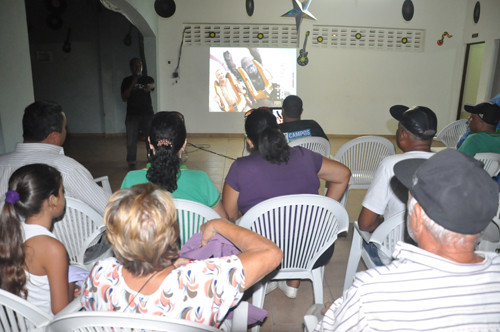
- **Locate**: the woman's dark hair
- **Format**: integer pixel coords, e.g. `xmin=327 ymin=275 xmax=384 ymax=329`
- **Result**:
xmin=245 ymin=107 xmax=290 ymax=164
xmin=146 ymin=112 xmax=186 ymax=192
xmin=0 ymin=164 xmax=62 ymax=298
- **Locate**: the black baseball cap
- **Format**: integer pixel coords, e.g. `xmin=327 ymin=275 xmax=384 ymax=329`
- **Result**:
xmin=394 ymin=149 xmax=498 ymax=235
xmin=390 ymin=105 xmax=437 ymax=140
xmin=464 ymin=102 xmax=500 ymax=126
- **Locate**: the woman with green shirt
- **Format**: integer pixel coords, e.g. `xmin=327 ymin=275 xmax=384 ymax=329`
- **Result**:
xmin=120 ymin=111 xmax=226 ymax=218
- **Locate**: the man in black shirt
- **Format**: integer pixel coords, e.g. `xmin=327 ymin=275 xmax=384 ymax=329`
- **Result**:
xmin=279 ymin=95 xmax=328 ymax=142
xmin=121 ymin=57 xmax=155 ymax=169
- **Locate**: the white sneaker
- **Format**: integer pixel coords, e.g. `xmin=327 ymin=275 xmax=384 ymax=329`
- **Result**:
xmin=278 ymin=281 xmax=298 ymax=298
xmin=265 ymin=281 xmax=278 ymax=294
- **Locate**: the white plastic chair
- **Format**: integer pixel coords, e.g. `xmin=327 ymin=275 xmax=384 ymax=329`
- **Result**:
xmin=93 ymin=176 xmax=112 ymax=196
xmin=0 ymin=288 xmax=51 ymax=332
xmin=238 ymin=194 xmax=349 ymax=312
xmin=288 ymin=136 xmax=332 ymax=158
xmin=50 ymin=298 xmax=249 ymax=332
xmin=476 ymin=194 xmax=500 ymax=253
xmin=173 ymin=199 xmax=221 ymax=248
xmin=343 ymin=211 xmax=406 ymax=291
xmin=474 ymin=152 xmax=500 ymax=177
xmin=52 ymin=197 xmax=111 ymax=270
xmin=434 ymin=119 xmax=468 ymax=148
xmin=333 ymin=136 xmax=396 ymax=206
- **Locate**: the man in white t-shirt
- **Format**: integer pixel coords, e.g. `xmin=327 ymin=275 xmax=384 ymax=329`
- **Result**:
xmin=315 ymin=149 xmax=500 ymax=331
xmin=358 ymin=105 xmax=437 ymax=264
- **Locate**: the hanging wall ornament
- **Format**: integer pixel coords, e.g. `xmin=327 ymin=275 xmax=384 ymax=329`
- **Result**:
xmin=402 ymin=0 xmax=414 ymax=21
xmin=282 ymin=0 xmax=317 ymax=33
xmin=246 ymin=0 xmax=254 ymax=16
xmin=437 ymin=32 xmax=452 ymax=46
xmin=473 ymin=1 xmax=480 ymax=24
xmin=154 ymin=0 xmax=176 ymax=18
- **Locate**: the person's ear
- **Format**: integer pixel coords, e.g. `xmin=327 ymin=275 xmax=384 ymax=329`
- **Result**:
xmin=48 ymin=194 xmax=58 ymax=209
xmin=410 ymin=202 xmax=425 ymax=235
xmin=44 ymin=132 xmax=61 ymax=146
xmin=181 ymin=139 xmax=187 ymax=152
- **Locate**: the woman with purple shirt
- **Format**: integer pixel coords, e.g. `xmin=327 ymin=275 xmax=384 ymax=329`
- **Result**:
xmin=222 ymin=107 xmax=350 ymax=298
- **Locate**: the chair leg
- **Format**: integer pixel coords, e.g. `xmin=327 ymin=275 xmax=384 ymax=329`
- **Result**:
xmin=343 ymin=229 xmax=362 ymax=291
xmin=250 ymin=281 xmax=266 ymax=332
xmin=311 ymin=267 xmax=324 ymax=304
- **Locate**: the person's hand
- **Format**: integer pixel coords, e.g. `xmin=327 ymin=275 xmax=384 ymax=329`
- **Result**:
xmin=73 ymin=285 xmax=81 ymax=298
xmin=200 ymin=219 xmax=224 ymax=247
xmin=321 ymin=301 xmax=333 ymax=315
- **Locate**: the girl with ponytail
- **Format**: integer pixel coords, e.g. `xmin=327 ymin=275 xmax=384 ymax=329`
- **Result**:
xmin=223 ymin=107 xmax=350 ymax=298
xmin=120 ymin=111 xmax=227 ymax=217
xmin=0 ymin=163 xmax=71 ymax=315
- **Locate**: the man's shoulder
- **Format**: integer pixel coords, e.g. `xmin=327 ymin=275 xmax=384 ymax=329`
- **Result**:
xmin=380 ymin=151 xmax=433 ymax=167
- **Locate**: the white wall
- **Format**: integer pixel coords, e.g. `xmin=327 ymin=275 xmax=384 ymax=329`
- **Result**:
xmin=464 ymin=0 xmax=500 ymax=101
xmin=0 ymin=2 xmax=34 ymax=152
xmin=156 ymin=0 xmax=482 ymax=135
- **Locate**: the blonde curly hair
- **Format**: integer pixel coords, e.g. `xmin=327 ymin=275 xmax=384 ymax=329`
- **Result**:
xmin=104 ymin=183 xmax=179 ymax=276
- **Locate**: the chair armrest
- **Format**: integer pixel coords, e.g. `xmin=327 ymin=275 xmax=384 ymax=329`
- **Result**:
xmin=55 ymin=297 xmax=83 ymax=318
xmin=304 ymin=315 xmax=319 ymax=332
xmin=353 ymin=222 xmax=372 ymax=243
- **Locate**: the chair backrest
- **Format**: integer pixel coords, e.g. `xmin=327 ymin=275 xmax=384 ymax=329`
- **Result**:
xmin=0 ymin=288 xmax=51 ymax=332
xmin=333 ymin=136 xmax=396 ymax=188
xmin=288 ymin=136 xmax=331 ymax=158
xmin=173 ymin=199 xmax=221 ymax=247
xmin=52 ymin=197 xmax=105 ymax=268
xmin=474 ymin=152 xmax=500 ymax=177
xmin=435 ymin=119 xmax=468 ymax=148
xmin=47 ymin=311 xmax=219 ymax=332
xmin=93 ymin=176 xmax=112 ymax=196
xmin=238 ymin=194 xmax=349 ymax=271
xmin=368 ymin=210 xmax=406 ymax=261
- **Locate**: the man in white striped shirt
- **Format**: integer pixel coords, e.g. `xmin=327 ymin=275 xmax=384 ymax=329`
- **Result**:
xmin=316 ymin=149 xmax=500 ymax=331
xmin=0 ymin=101 xmax=109 ymax=214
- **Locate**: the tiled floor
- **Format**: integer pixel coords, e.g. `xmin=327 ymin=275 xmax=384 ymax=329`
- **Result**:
xmin=63 ymin=133 xmax=398 ymax=331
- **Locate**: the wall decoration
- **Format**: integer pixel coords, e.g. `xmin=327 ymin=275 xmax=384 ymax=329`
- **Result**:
xmin=401 ymin=37 xmax=408 ymax=44
xmin=317 ymin=36 xmax=324 ymax=43
xmin=209 ymin=31 xmax=216 ymax=38
xmin=257 ymin=33 xmax=264 ymax=39
xmin=297 ymin=31 xmax=310 ymax=66
xmin=281 ymin=0 xmax=317 ymax=33
xmin=246 ymin=0 xmax=254 ymax=17
xmin=62 ymin=28 xmax=71 ymax=53
xmin=402 ymin=0 xmax=414 ymax=21
xmin=437 ymin=32 xmax=452 ymax=46
xmin=154 ymin=0 xmax=176 ymax=18
xmin=355 ymin=33 xmax=362 ymax=40
xmin=473 ymin=1 xmax=480 ymax=24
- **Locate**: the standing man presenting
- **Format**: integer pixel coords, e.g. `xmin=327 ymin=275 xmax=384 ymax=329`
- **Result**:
xmin=121 ymin=57 xmax=155 ymax=170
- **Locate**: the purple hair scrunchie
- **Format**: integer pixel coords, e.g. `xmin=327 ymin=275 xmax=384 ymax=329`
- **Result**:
xmin=5 ymin=190 xmax=20 ymax=204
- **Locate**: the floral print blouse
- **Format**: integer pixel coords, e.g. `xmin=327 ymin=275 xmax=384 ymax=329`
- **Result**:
xmin=81 ymin=256 xmax=246 ymax=327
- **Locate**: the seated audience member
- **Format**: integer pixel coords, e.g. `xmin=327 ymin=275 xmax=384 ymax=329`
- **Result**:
xmin=0 ymin=101 xmax=109 ymax=214
xmin=458 ymin=101 xmax=500 ymax=156
xmin=279 ymin=95 xmax=329 ymax=142
xmin=223 ymin=107 xmax=350 ymax=297
xmin=315 ymin=149 xmax=500 ymax=331
xmin=0 ymin=164 xmax=79 ymax=315
xmin=121 ymin=111 xmax=226 ymax=217
xmin=81 ymin=183 xmax=282 ymax=329
xmin=358 ymin=105 xmax=436 ymax=264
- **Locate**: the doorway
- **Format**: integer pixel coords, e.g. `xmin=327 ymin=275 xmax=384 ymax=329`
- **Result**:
xmin=457 ymin=42 xmax=485 ymax=120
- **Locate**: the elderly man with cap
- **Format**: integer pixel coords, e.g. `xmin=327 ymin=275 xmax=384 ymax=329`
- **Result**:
xmin=458 ymin=101 xmax=500 ymax=156
xmin=358 ymin=105 xmax=437 ymax=264
xmin=314 ymin=149 xmax=500 ymax=331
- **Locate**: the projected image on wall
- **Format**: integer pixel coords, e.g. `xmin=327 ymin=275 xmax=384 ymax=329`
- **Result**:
xmin=209 ymin=47 xmax=296 ymax=112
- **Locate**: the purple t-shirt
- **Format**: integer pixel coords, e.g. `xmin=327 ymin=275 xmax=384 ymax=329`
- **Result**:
xmin=225 ymin=146 xmax=323 ymax=214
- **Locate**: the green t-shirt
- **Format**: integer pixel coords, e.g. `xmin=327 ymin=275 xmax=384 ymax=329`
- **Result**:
xmin=458 ymin=130 xmax=500 ymax=157
xmin=120 ymin=164 xmax=220 ymax=208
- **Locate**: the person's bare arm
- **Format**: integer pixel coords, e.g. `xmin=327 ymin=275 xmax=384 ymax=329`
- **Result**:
xmin=358 ymin=207 xmax=384 ymax=232
xmin=318 ymin=157 xmax=351 ymax=201
xmin=42 ymin=238 xmax=70 ymax=314
xmin=212 ymin=197 xmax=228 ymax=219
xmin=222 ymin=182 xmax=241 ymax=222
xmin=200 ymin=219 xmax=282 ymax=289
